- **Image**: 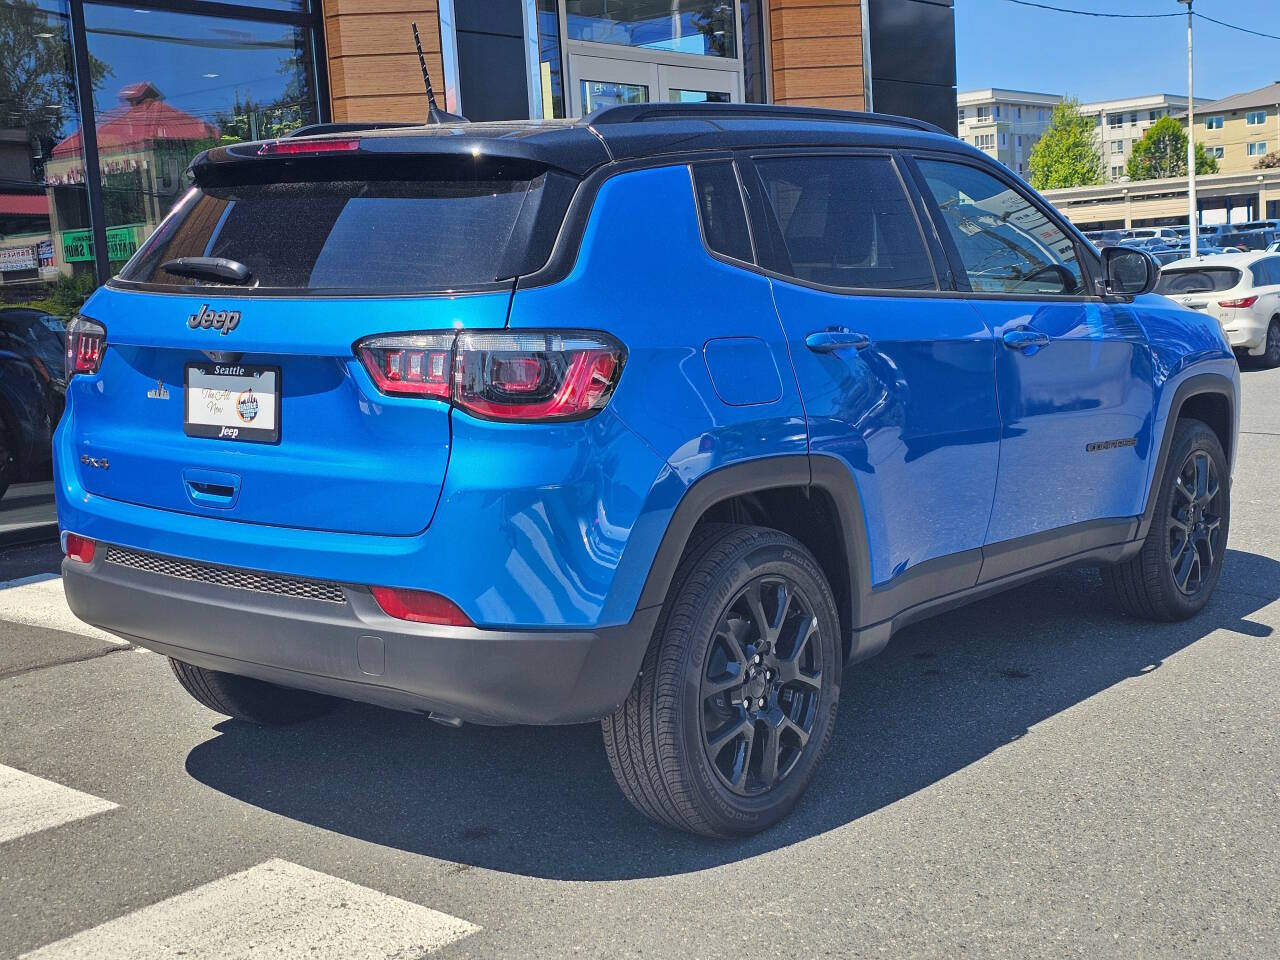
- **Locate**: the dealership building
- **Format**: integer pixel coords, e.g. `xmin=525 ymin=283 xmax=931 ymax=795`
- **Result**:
xmin=0 ymin=0 xmax=956 ymax=296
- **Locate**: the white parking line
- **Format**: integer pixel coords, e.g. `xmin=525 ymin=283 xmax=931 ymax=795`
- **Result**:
xmin=0 ymin=764 xmax=118 ymax=845
xmin=20 ymin=858 xmax=480 ymax=960
xmin=0 ymin=575 xmax=128 ymax=645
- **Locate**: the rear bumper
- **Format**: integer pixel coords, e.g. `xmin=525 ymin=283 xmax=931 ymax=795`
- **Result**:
xmin=62 ymin=550 xmax=659 ymax=725
xmin=1222 ymin=317 xmax=1267 ymax=353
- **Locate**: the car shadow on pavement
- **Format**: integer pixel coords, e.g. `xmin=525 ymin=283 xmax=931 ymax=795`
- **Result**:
xmin=185 ymin=548 xmax=1277 ymax=881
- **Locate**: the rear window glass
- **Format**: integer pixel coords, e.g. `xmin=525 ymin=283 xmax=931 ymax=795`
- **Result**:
xmin=1155 ymin=267 xmax=1242 ymax=294
xmin=120 ymin=160 xmax=574 ymax=292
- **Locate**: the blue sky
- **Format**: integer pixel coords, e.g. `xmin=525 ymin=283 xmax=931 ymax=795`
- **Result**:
xmin=956 ymin=0 xmax=1280 ymax=103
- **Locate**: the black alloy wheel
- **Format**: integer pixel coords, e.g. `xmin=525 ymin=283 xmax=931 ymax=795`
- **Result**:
xmin=700 ymin=576 xmax=824 ymax=797
xmin=1167 ymin=448 xmax=1224 ymax=598
xmin=1102 ymin=418 xmax=1229 ymax=621
xmin=602 ymin=524 xmax=841 ymax=837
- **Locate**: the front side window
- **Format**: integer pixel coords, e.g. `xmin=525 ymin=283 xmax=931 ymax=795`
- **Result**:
xmin=916 ymin=158 xmax=1086 ymax=297
xmin=753 ymin=155 xmax=935 ymax=292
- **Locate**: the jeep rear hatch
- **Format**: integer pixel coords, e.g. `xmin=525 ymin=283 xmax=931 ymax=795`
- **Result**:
xmin=70 ymin=151 xmax=577 ymax=537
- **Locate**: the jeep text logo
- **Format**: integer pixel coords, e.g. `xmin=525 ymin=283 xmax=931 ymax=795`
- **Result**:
xmin=188 ymin=304 xmax=241 ymax=336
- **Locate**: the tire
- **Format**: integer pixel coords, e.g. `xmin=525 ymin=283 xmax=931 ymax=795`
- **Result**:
xmin=602 ymin=524 xmax=842 ymax=837
xmin=1260 ymin=318 xmax=1280 ymax=369
xmin=1102 ymin=418 xmax=1229 ymax=621
xmin=169 ymin=658 xmax=336 ymax=725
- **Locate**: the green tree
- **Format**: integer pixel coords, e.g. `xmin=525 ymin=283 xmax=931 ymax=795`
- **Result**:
xmin=0 ymin=0 xmax=110 ymax=180
xmin=1126 ymin=115 xmax=1218 ymax=180
xmin=1027 ymin=98 xmax=1104 ymax=190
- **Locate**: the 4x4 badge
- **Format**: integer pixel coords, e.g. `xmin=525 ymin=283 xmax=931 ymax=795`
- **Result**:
xmin=146 ymin=379 xmax=169 ymax=400
xmin=188 ymin=304 xmax=241 ymax=335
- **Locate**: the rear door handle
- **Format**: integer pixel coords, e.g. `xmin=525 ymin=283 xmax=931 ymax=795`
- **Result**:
xmin=805 ymin=331 xmax=870 ymax=353
xmin=1002 ymin=329 xmax=1051 ymax=352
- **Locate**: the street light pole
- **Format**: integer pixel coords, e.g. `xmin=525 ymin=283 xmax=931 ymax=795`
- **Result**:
xmin=1180 ymin=0 xmax=1197 ymax=257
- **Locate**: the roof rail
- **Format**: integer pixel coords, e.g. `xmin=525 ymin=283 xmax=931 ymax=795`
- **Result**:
xmin=586 ymin=102 xmax=948 ymax=136
xmin=285 ymin=121 xmax=420 ymax=138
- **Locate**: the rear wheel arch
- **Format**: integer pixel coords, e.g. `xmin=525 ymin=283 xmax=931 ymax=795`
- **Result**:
xmin=635 ymin=456 xmax=871 ymax=664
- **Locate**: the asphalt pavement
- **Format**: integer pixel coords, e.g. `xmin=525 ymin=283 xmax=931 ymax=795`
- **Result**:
xmin=1 ymin=365 xmax=1276 ymax=959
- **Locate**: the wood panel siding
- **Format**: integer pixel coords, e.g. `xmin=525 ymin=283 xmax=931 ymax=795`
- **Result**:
xmin=322 ymin=0 xmax=445 ymax=123
xmin=768 ymin=0 xmax=866 ymax=110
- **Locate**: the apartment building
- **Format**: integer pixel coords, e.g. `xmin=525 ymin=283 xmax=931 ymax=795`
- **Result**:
xmin=1078 ymin=93 xmax=1202 ymax=182
xmin=956 ymin=88 xmax=1060 ymax=178
xmin=1188 ymin=82 xmax=1280 ymax=174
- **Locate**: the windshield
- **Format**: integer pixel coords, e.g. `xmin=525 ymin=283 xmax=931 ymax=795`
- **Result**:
xmin=1155 ymin=267 xmax=1242 ymax=295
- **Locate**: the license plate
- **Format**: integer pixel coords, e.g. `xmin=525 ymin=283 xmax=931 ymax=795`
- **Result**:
xmin=185 ymin=363 xmax=280 ymax=444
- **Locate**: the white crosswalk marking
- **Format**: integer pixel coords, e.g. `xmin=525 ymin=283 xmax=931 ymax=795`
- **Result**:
xmin=20 ymin=858 xmax=480 ymax=960
xmin=0 ymin=575 xmax=128 ymax=645
xmin=0 ymin=764 xmax=118 ymax=845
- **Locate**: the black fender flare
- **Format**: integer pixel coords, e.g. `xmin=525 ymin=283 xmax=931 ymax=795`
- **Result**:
xmin=1135 ymin=371 xmax=1237 ymax=542
xmin=632 ymin=454 xmax=875 ymax=653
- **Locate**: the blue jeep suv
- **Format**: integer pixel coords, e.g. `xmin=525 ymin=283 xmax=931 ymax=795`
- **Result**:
xmin=57 ymin=104 xmax=1238 ymax=837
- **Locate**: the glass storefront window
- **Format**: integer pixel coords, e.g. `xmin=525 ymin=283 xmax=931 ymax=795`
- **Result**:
xmin=0 ymin=0 xmax=89 ymax=521
xmin=670 ymin=89 xmax=730 ymax=103
xmin=537 ymin=0 xmax=566 ymax=119
xmin=565 ymin=0 xmax=738 ymax=58
xmin=580 ymin=80 xmax=649 ymax=111
xmin=75 ymin=3 xmax=320 ymax=274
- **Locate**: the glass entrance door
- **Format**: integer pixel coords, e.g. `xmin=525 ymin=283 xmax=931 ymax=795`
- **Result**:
xmin=569 ymin=55 xmax=740 ymax=114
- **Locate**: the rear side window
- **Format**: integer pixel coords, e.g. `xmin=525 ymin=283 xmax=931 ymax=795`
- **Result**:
xmin=121 ymin=159 xmax=574 ymax=292
xmin=753 ymin=155 xmax=936 ymax=291
xmin=916 ymin=158 xmax=1085 ymax=296
xmin=692 ymin=162 xmax=754 ymax=264
xmin=1155 ymin=267 xmax=1242 ymax=295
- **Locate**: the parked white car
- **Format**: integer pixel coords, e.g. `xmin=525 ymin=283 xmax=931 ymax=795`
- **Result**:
xmin=1156 ymin=252 xmax=1280 ymax=367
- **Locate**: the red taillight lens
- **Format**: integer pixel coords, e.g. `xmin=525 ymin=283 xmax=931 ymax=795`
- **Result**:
xmin=1218 ymin=296 xmax=1258 ymax=308
xmin=358 ymin=334 xmax=453 ymax=399
xmin=257 ymin=138 xmax=360 ymax=156
xmin=65 ymin=316 xmax=106 ymax=379
xmin=371 ymin=586 xmax=473 ymax=626
xmin=455 ymin=334 xmax=621 ymax=421
xmin=63 ymin=533 xmax=95 ymax=564
xmin=355 ymin=331 xmax=625 ymax=421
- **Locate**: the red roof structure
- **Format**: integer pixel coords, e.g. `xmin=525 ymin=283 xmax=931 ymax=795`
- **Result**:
xmin=0 ymin=194 xmax=50 ymax=217
xmin=52 ymin=83 xmax=219 ymax=159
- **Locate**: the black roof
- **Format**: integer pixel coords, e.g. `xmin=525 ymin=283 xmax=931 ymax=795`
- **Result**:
xmin=194 ymin=103 xmax=964 ymax=181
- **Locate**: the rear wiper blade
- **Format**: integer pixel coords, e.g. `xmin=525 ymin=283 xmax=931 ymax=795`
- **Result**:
xmin=161 ymin=257 xmax=253 ymax=285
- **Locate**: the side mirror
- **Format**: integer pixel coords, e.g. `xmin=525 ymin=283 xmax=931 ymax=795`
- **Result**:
xmin=1101 ymin=246 xmax=1159 ymax=297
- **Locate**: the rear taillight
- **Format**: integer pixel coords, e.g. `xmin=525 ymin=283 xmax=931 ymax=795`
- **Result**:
xmin=1218 ymin=296 xmax=1258 ymax=308
xmin=356 ymin=330 xmax=625 ymax=422
xmin=63 ymin=533 xmax=96 ymax=564
xmin=371 ymin=586 xmax=473 ymax=626
xmin=358 ymin=334 xmax=453 ymax=400
xmin=65 ymin=316 xmax=106 ymax=379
